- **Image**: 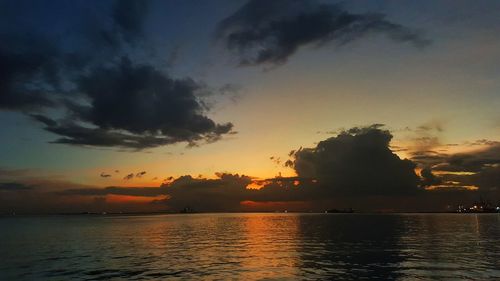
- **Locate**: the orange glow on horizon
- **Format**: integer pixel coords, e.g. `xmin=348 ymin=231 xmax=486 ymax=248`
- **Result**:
xmin=246 ymin=181 xmax=266 ymax=190
xmin=240 ymin=200 xmax=311 ymax=211
xmin=425 ymin=185 xmax=479 ymax=191
xmin=432 ymin=171 xmax=476 ymax=176
xmin=105 ymin=194 xmax=167 ymax=203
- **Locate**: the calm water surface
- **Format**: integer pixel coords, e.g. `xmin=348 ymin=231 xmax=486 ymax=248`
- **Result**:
xmin=1 ymin=213 xmax=499 ymax=280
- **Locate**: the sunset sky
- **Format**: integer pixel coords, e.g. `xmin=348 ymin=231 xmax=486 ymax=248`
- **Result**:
xmin=1 ymin=0 xmax=500 ymax=213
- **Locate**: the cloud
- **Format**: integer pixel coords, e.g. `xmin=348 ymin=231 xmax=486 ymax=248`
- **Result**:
xmin=0 ymin=0 xmax=148 ymax=112
xmin=3 ymin=124 xmax=496 ymax=213
xmin=56 ymin=173 xmax=253 ymax=211
xmin=420 ymin=168 xmax=441 ymax=187
xmin=5 ymin=163 xmax=493 ymax=214
xmin=59 ymin=186 xmax=165 ymax=197
xmin=100 ymin=173 xmax=111 ymax=178
xmin=217 ymin=0 xmax=429 ymax=66
xmin=288 ymin=125 xmax=421 ymax=195
xmin=417 ymin=120 xmax=444 ymax=133
xmin=53 ymin=173 xmax=299 ymax=211
xmin=52 ymin=170 xmax=494 ymax=213
xmin=1 ymin=1 xmax=234 ymax=149
xmin=30 ymin=58 xmax=234 ymax=149
xmin=0 ymin=182 xmax=34 ymax=191
xmin=410 ymin=150 xmax=448 ymax=167
xmin=417 ymin=142 xmax=500 ymax=174
xmin=463 ymin=166 xmax=500 ymax=191
xmin=158 ymin=173 xmax=253 ymax=211
xmin=442 ymin=144 xmax=500 ymax=173
xmin=443 ymin=146 xmax=500 ymax=192
xmin=409 ymin=140 xmax=500 ymax=191
xmin=56 ymin=173 xmax=316 ymax=211
xmin=0 ymin=34 xmax=59 ymax=111
xmin=0 ymin=171 xmax=169 ymax=214
xmin=401 ymin=121 xmax=448 ymax=168
xmin=136 ymin=171 xmax=146 ymax=178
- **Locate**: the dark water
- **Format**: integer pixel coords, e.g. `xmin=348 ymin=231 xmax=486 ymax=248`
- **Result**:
xmin=1 ymin=213 xmax=499 ymax=280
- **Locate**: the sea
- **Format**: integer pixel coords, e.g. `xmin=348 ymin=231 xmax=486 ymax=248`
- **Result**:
xmin=1 ymin=213 xmax=499 ymax=280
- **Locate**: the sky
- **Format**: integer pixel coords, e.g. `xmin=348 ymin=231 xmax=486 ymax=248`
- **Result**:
xmin=1 ymin=0 xmax=500 ymax=213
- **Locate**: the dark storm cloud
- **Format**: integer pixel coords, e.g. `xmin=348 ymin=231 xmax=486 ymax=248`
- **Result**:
xmin=0 ymin=34 xmax=59 ymax=110
xmin=288 ymin=125 xmax=421 ymax=195
xmin=30 ymin=58 xmax=233 ymax=149
xmin=32 ymin=119 xmax=184 ymax=149
xmin=75 ymin=58 xmax=232 ymax=145
xmin=0 ymin=0 xmax=148 ymax=111
xmin=1 ymin=0 xmax=233 ymax=149
xmin=217 ymin=0 xmax=429 ymax=66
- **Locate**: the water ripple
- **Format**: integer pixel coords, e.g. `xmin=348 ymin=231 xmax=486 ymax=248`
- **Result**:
xmin=1 ymin=213 xmax=499 ymax=280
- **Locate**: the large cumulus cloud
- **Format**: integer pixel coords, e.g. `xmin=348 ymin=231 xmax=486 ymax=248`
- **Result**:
xmin=217 ymin=0 xmax=429 ymax=66
xmin=6 ymin=126 xmax=498 ymax=213
xmin=52 ymin=126 xmax=430 ymax=212
xmin=289 ymin=125 xmax=421 ymax=195
xmin=0 ymin=0 xmax=234 ymax=149
xmin=4 ymin=124 xmax=495 ymax=213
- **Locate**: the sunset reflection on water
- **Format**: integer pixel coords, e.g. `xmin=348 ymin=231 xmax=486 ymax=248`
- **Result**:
xmin=1 ymin=213 xmax=499 ymax=280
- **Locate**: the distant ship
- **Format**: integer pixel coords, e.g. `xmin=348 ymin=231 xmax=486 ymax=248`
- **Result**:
xmin=325 ymin=208 xmax=355 ymax=213
xmin=179 ymin=207 xmax=196 ymax=214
